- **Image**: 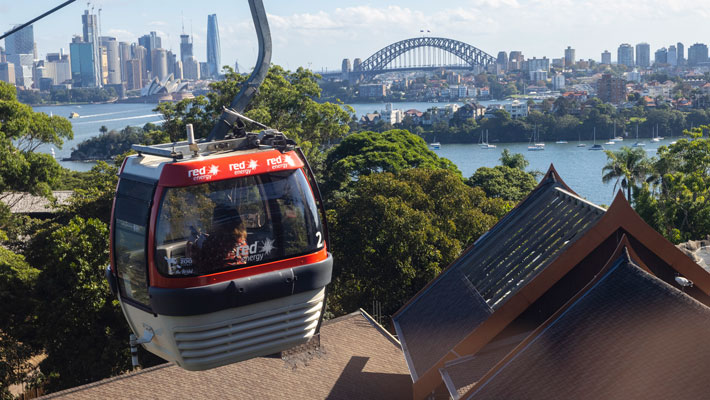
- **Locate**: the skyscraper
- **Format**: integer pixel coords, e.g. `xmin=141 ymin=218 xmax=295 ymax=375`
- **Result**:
xmin=564 ymin=46 xmax=575 ymax=67
xmin=601 ymin=50 xmax=611 ymax=65
xmin=668 ymin=45 xmax=677 ymax=67
xmin=4 ymin=24 xmax=34 ymax=55
xmin=677 ymin=42 xmax=685 ymax=65
xmin=654 ymin=47 xmax=668 ymax=65
xmin=688 ymin=43 xmax=708 ymax=66
xmin=617 ymin=43 xmax=634 ymax=67
xmin=70 ymin=36 xmax=98 ymax=87
xmin=82 ymin=9 xmax=102 ymax=87
xmin=119 ymin=42 xmax=131 ymax=83
xmin=206 ymin=14 xmax=221 ymax=78
xmin=100 ymin=37 xmax=121 ymax=85
xmin=138 ymin=32 xmax=162 ymax=75
xmin=180 ymin=34 xmax=193 ymax=63
xmin=151 ymin=48 xmax=168 ymax=81
xmin=496 ymin=51 xmax=508 ymax=72
xmin=635 ymin=43 xmax=650 ymax=68
xmin=4 ymin=24 xmax=35 ymax=87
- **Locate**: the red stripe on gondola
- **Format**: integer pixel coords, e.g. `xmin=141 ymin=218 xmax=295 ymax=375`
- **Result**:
xmin=158 ymin=149 xmax=304 ymax=187
xmin=149 ymin=247 xmax=329 ymax=289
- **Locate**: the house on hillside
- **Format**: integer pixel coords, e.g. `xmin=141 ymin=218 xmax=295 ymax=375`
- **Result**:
xmin=40 ymin=310 xmax=411 ymax=400
xmin=0 ymin=191 xmax=72 ymax=219
xmin=393 ymin=166 xmax=710 ymax=400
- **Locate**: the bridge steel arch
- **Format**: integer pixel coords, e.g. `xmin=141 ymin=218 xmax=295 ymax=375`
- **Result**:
xmin=357 ymin=37 xmax=497 ymax=76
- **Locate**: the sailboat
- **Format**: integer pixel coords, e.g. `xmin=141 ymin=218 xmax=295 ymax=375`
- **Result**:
xmin=527 ymin=126 xmax=544 ymax=151
xmin=632 ymin=124 xmax=645 ymax=147
xmin=651 ymin=125 xmax=661 ymax=142
xmin=589 ymin=127 xmax=604 ymax=150
xmin=479 ymin=130 xmax=496 ymax=149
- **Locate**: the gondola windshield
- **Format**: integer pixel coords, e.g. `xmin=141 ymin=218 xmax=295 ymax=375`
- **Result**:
xmin=154 ymin=168 xmax=322 ymax=277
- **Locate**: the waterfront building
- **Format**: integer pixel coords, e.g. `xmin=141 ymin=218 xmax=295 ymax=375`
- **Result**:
xmin=99 ymin=46 xmax=108 ymax=84
xmin=688 ymin=43 xmax=708 ymax=66
xmin=668 ymin=45 xmax=677 ymax=67
xmin=126 ymin=59 xmax=142 ymax=90
xmin=180 ymin=33 xmax=193 ymax=63
xmin=635 ymin=43 xmax=650 ymax=68
xmin=359 ymin=83 xmax=386 ymax=98
xmin=601 ymin=50 xmax=611 ymax=65
xmin=100 ymin=37 xmax=121 ymax=85
xmin=70 ymin=37 xmax=98 ymax=87
xmin=138 ymin=32 xmax=161 ymax=74
xmin=0 ymin=62 xmax=15 ymax=85
xmin=151 ymin=48 xmax=168 ymax=81
xmin=206 ymin=14 xmax=222 ymax=78
xmin=564 ymin=46 xmax=575 ymax=67
xmin=618 ymin=43 xmax=634 ymax=67
xmin=82 ymin=9 xmax=102 ymax=87
xmin=183 ymin=56 xmax=200 ymax=80
xmin=552 ymin=73 xmax=565 ymax=90
xmin=598 ymin=73 xmax=626 ymax=104
xmin=654 ymin=47 xmax=668 ymax=65
xmin=381 ymin=103 xmax=404 ymax=124
xmin=40 ymin=54 xmax=71 ymax=85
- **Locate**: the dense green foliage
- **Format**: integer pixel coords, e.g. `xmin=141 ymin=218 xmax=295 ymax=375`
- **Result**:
xmin=68 ymin=126 xmax=168 ymax=160
xmin=16 ymin=87 xmax=118 ymax=105
xmin=327 ymin=168 xmax=509 ymax=316
xmin=322 ymin=129 xmax=460 ymax=195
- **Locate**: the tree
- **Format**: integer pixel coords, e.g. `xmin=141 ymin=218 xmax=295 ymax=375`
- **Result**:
xmin=322 ymin=129 xmax=460 ymax=195
xmin=328 ymin=168 xmax=509 ymax=316
xmin=499 ymin=148 xmax=529 ymax=170
xmin=602 ymin=146 xmax=652 ymax=201
xmin=468 ymin=166 xmax=538 ymax=202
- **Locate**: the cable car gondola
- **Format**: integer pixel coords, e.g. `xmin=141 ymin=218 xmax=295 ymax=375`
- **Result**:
xmin=105 ymin=0 xmax=332 ymax=371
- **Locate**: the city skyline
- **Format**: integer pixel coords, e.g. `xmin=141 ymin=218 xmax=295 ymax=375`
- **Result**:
xmin=3 ymin=1 xmax=710 ymax=72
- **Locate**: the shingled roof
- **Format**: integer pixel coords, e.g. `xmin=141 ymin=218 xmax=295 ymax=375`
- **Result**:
xmin=395 ymin=166 xmax=710 ymax=399
xmin=40 ymin=310 xmax=411 ymax=400
xmin=467 ymin=249 xmax=710 ymax=400
xmin=393 ymin=166 xmax=605 ymax=381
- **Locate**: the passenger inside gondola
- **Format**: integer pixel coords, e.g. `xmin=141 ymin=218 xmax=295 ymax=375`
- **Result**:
xmin=189 ymin=204 xmax=249 ymax=273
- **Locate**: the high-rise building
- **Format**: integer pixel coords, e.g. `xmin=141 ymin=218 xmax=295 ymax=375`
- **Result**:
xmin=119 ymin=42 xmax=131 ymax=83
xmin=508 ymin=51 xmax=523 ymax=70
xmin=0 ymin=46 xmax=5 ymax=63
xmin=206 ymin=14 xmax=221 ymax=78
xmin=4 ymin=24 xmax=34 ymax=55
xmin=668 ymin=45 xmax=677 ymax=67
xmin=167 ymin=51 xmax=177 ymax=77
xmin=70 ymin=36 xmax=98 ymax=87
xmin=677 ymin=42 xmax=685 ymax=65
xmin=496 ymin=51 xmax=508 ymax=72
xmin=601 ymin=50 xmax=611 ymax=65
xmin=654 ymin=47 xmax=668 ymax=65
xmin=82 ymin=9 xmax=102 ymax=87
xmin=132 ymin=44 xmax=148 ymax=81
xmin=635 ymin=43 xmax=650 ymax=68
xmin=0 ymin=62 xmax=16 ymax=85
xmin=688 ymin=43 xmax=709 ymax=66
xmin=617 ymin=43 xmax=634 ymax=67
xmin=598 ymin=73 xmax=626 ymax=104
xmin=174 ymin=60 xmax=183 ymax=80
xmin=180 ymin=34 xmax=193 ymax=63
xmin=126 ymin=59 xmax=142 ymax=90
xmin=552 ymin=73 xmax=565 ymax=91
xmin=151 ymin=48 xmax=168 ymax=81
xmin=138 ymin=32 xmax=162 ymax=74
xmin=526 ymin=57 xmax=550 ymax=72
xmin=183 ymin=56 xmax=200 ymax=80
xmin=564 ymin=46 xmax=575 ymax=67
xmin=100 ymin=37 xmax=121 ymax=85
xmin=353 ymin=58 xmax=362 ymax=72
xmin=199 ymin=61 xmax=209 ymax=79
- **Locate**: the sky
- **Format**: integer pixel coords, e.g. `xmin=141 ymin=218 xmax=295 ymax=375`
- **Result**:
xmin=2 ymin=0 xmax=710 ymax=72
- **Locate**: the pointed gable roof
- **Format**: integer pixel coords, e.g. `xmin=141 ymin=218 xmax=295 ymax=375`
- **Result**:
xmin=398 ymin=169 xmax=710 ymax=399
xmin=393 ymin=165 xmax=605 ymax=381
xmin=466 ymin=245 xmax=710 ymax=400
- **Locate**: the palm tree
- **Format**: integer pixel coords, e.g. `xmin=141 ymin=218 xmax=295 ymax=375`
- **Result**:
xmin=602 ymin=146 xmax=651 ymax=202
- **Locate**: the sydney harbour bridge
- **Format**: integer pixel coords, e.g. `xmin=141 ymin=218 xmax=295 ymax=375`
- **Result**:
xmin=320 ymin=36 xmax=497 ymax=81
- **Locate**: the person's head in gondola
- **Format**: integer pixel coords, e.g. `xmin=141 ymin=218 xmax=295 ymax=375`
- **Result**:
xmin=212 ymin=204 xmax=247 ymax=242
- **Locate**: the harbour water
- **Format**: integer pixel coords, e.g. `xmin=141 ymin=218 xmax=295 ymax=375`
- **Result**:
xmin=31 ymin=102 xmax=672 ymax=205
